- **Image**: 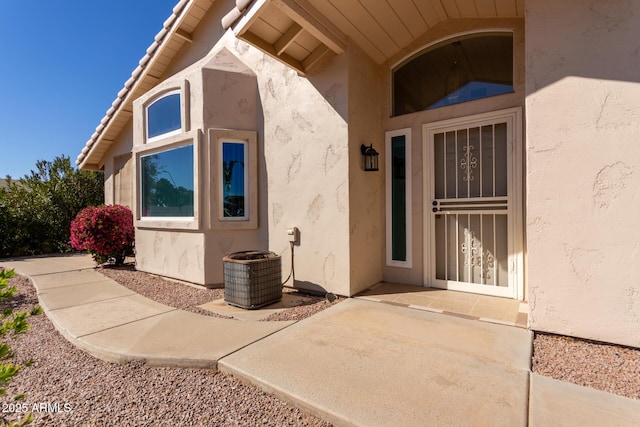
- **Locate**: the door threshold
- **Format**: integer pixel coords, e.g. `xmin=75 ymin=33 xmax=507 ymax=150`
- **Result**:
xmin=356 ymin=282 xmax=528 ymax=328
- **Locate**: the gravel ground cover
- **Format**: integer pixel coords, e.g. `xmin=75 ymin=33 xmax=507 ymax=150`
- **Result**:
xmin=532 ymin=332 xmax=640 ymax=400
xmin=98 ymin=265 xmax=342 ymax=321
xmin=2 ymin=274 xmax=332 ymax=426
xmin=4 ymin=267 xmax=639 ymax=425
xmin=100 ymin=265 xmax=640 ymax=402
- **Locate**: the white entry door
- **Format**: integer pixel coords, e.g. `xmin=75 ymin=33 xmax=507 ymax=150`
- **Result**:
xmin=423 ymin=109 xmax=523 ymax=299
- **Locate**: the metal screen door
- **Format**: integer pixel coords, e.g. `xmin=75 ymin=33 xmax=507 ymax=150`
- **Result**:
xmin=425 ymin=110 xmax=521 ymax=298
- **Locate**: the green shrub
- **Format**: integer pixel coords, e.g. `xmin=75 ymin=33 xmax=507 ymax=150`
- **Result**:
xmin=0 ymin=155 xmax=103 ymax=258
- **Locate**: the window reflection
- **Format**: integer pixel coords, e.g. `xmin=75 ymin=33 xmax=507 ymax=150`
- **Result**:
xmin=393 ymin=34 xmax=513 ymax=115
xmin=141 ymin=144 xmax=194 ymax=217
xmin=222 ymin=142 xmax=246 ymax=218
xmin=147 ymin=92 xmax=181 ymax=139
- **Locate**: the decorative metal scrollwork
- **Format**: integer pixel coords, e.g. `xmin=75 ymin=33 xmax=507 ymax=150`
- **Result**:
xmin=460 ymin=144 xmax=477 ymax=182
xmin=461 ymin=229 xmax=494 ymax=281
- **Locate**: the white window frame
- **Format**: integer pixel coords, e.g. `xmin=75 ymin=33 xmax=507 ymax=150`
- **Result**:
xmin=144 ymin=80 xmax=190 ymax=144
xmin=134 ymin=130 xmax=201 ymax=230
xmin=209 ymin=129 xmax=258 ymax=230
xmin=386 ymin=128 xmax=412 ymax=268
xmin=217 ymin=139 xmax=249 ymax=221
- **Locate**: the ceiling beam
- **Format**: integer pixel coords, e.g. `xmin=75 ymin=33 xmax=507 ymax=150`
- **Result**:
xmin=302 ymin=45 xmax=331 ymax=73
xmin=275 ymin=23 xmax=303 ymax=56
xmin=242 ymin=31 xmax=306 ymax=74
xmin=175 ymin=28 xmax=193 ymax=43
xmin=271 ymin=0 xmax=347 ymax=54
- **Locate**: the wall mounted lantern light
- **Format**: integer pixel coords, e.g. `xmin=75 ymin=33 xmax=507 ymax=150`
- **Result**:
xmin=360 ymin=144 xmax=379 ymax=172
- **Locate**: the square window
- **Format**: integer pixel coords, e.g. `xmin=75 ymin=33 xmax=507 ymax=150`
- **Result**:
xmin=140 ymin=144 xmax=194 ymax=218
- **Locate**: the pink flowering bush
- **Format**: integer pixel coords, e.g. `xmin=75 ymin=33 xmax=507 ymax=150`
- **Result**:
xmin=70 ymin=205 xmax=134 ymax=266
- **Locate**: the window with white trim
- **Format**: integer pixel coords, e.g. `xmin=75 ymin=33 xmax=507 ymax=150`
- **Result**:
xmin=209 ymin=129 xmax=258 ymax=230
xmin=219 ymin=140 xmax=249 ymax=220
xmin=146 ymin=91 xmax=182 ymax=140
xmin=140 ymin=143 xmax=194 ymax=218
xmin=386 ymin=128 xmax=412 ymax=267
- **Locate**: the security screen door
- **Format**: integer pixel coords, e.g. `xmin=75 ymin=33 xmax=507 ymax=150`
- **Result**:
xmin=424 ymin=110 xmax=521 ymax=298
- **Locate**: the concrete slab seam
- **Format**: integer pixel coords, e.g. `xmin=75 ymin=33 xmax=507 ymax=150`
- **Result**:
xmin=73 ymin=308 xmax=179 ymax=339
xmin=357 ymin=296 xmax=527 ymax=330
xmin=29 ymin=267 xmax=97 ymax=277
xmin=35 ymin=278 xmax=125 ymax=293
xmin=41 ymin=292 xmax=139 ymax=312
xmin=216 ymin=320 xmax=300 ymax=363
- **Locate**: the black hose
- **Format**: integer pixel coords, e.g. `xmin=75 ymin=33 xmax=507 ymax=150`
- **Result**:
xmin=281 ymin=241 xmax=295 ymax=286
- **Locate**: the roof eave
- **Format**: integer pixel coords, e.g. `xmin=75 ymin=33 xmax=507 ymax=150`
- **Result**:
xmin=77 ymin=0 xmax=211 ymax=170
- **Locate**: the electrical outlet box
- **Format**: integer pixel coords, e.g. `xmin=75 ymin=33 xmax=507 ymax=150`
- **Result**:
xmin=287 ymin=227 xmax=299 ymax=244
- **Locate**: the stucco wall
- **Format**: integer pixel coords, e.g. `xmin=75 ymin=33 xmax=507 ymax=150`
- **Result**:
xmin=136 ymin=230 xmax=206 ymax=283
xmin=526 ymin=0 xmax=640 ymax=347
xmin=122 ymin=0 xmax=354 ymax=294
xmin=228 ymin=34 xmax=353 ymax=296
xmin=347 ymin=43 xmax=385 ymax=295
xmin=102 ymin=119 xmax=134 ymax=206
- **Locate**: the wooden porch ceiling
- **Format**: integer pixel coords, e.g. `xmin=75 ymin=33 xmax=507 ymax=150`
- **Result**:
xmin=232 ymin=0 xmax=524 ymax=75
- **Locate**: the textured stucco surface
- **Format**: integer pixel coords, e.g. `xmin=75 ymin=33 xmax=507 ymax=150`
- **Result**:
xmin=229 ymin=34 xmax=354 ymax=295
xmin=347 ymin=43 xmax=384 ymax=295
xmin=119 ymin=0 xmax=358 ymax=295
xmin=526 ymin=0 xmax=640 ymax=347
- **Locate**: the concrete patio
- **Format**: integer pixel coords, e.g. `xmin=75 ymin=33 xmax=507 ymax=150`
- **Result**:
xmin=2 ymin=254 xmax=640 ymax=426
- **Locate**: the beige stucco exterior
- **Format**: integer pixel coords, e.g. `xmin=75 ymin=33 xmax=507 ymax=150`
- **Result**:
xmin=78 ymin=0 xmax=640 ymax=348
xmin=525 ymin=0 xmax=640 ymax=347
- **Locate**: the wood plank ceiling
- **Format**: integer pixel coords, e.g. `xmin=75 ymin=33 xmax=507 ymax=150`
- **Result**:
xmin=81 ymin=0 xmax=525 ymax=169
xmin=233 ymin=0 xmax=523 ymax=74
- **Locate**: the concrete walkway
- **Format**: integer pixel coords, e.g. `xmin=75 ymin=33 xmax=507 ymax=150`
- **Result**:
xmin=1 ymin=254 xmax=292 ymax=368
xmin=3 ymin=254 xmax=640 ymax=426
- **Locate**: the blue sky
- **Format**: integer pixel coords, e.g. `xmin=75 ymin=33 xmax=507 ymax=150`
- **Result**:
xmin=0 ymin=0 xmax=178 ymax=179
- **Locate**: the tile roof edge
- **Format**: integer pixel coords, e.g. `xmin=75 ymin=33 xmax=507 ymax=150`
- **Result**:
xmin=76 ymin=0 xmax=192 ymax=168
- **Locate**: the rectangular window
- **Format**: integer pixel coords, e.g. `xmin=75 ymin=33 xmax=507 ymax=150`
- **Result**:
xmin=386 ymin=129 xmax=412 ymax=267
xmin=209 ymin=129 xmax=257 ymax=230
xmin=140 ymin=144 xmax=194 ymax=218
xmin=220 ymin=140 xmax=248 ymax=220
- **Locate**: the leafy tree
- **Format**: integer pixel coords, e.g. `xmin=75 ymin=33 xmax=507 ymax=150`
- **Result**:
xmin=0 ymin=155 xmax=103 ymax=257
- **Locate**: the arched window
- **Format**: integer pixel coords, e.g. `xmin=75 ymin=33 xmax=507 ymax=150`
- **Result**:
xmin=146 ymin=91 xmax=182 ymax=139
xmin=393 ymin=33 xmax=513 ymax=116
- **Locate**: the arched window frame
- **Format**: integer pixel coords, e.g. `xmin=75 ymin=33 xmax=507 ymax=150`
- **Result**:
xmin=391 ymin=30 xmax=515 ymax=116
xmin=144 ymin=81 xmax=190 ymax=143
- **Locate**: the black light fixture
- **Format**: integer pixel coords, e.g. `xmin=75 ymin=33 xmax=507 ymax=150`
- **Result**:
xmin=360 ymin=144 xmax=379 ymax=172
